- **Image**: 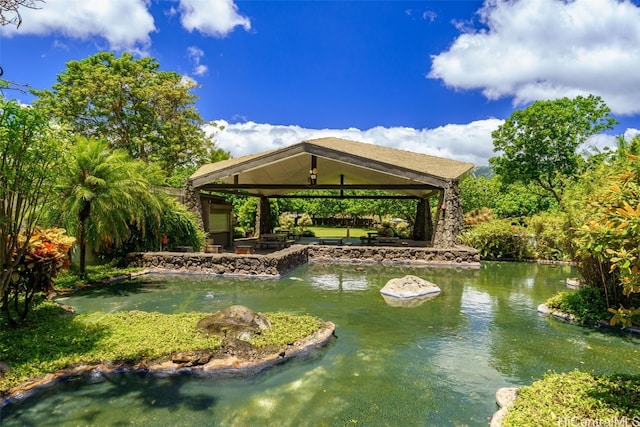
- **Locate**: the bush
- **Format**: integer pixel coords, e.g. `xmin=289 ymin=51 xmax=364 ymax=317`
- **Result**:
xmin=2 ymin=228 xmax=75 ymax=324
xmin=459 ymin=219 xmax=533 ymax=260
xmin=545 ymin=287 xmax=609 ymax=327
xmin=527 ymin=211 xmax=571 ymax=260
xmin=278 ymin=212 xmax=295 ymax=230
xmin=503 ymin=371 xmax=640 ymax=426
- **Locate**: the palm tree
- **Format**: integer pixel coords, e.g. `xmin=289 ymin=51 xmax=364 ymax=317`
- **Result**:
xmin=53 ymin=137 xmax=161 ymax=277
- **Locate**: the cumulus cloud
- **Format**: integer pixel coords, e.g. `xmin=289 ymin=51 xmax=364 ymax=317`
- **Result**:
xmin=428 ymin=0 xmax=640 ymax=115
xmin=178 ymin=0 xmax=251 ymax=37
xmin=205 ymin=120 xmax=505 ymax=166
xmin=0 ymin=0 xmax=155 ymax=51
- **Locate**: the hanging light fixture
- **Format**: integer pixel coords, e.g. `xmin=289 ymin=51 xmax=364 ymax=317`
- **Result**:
xmin=309 ymin=167 xmax=318 ymax=185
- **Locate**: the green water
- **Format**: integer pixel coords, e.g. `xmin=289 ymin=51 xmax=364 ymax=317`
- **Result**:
xmin=3 ymin=262 xmax=639 ymax=426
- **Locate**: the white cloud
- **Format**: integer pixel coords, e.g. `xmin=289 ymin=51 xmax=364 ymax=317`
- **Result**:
xmin=205 ymin=120 xmax=505 ymax=166
xmin=0 ymin=0 xmax=155 ymax=51
xmin=428 ymin=0 xmax=640 ymax=115
xmin=187 ymin=46 xmax=208 ymax=76
xmin=178 ymin=0 xmax=251 ymax=37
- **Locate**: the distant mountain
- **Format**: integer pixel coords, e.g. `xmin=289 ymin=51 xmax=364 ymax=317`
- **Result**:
xmin=471 ymin=166 xmax=494 ymax=178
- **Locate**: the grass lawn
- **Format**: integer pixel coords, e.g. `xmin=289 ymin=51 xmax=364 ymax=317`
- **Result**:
xmin=306 ymin=226 xmax=375 ymax=238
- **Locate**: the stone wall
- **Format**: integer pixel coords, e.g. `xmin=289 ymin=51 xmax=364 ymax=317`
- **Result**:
xmin=307 ymin=245 xmax=480 ymax=265
xmin=127 ymin=244 xmax=480 ymax=277
xmin=128 ymin=245 xmax=309 ymax=277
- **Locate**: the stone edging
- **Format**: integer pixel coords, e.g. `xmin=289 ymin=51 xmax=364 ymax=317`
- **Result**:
xmin=2 ymin=321 xmax=336 ymax=407
xmin=490 ymin=387 xmax=519 ymax=427
xmin=537 ymin=303 xmax=576 ymax=323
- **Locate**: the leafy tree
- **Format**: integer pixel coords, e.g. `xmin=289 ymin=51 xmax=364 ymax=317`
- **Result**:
xmin=0 ymin=97 xmax=65 ymax=324
xmin=33 ymin=52 xmax=228 ymax=176
xmin=49 ymin=137 xmax=161 ymax=277
xmin=490 ymin=95 xmax=617 ymax=206
xmin=461 ymin=174 xmax=556 ymax=219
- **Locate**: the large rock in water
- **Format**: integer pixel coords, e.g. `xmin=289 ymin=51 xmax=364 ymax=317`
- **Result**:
xmin=380 ymin=275 xmax=441 ymax=300
xmin=196 ymin=305 xmax=271 ymax=341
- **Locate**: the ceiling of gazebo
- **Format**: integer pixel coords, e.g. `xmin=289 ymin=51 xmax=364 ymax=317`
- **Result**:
xmin=190 ymin=137 xmax=474 ymax=199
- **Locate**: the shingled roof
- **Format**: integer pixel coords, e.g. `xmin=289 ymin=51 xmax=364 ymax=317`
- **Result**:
xmin=190 ymin=137 xmax=474 ymax=198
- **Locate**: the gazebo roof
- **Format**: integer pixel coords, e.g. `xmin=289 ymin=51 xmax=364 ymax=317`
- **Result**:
xmin=190 ymin=137 xmax=474 ymax=198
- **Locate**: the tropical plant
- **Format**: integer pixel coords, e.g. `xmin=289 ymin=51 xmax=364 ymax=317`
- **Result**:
xmin=49 ymin=137 xmax=161 ymax=277
xmin=0 ymin=97 xmax=65 ymax=325
xmin=571 ymin=135 xmax=640 ymax=326
xmin=1 ymin=228 xmax=74 ymax=324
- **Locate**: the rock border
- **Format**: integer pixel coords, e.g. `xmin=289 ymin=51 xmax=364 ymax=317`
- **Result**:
xmin=2 ymin=321 xmax=336 ymax=408
xmin=489 ymin=387 xmax=519 ymax=427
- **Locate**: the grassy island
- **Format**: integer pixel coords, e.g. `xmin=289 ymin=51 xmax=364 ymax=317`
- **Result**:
xmin=502 ymin=371 xmax=640 ymax=426
xmin=0 ymin=300 xmax=322 ymax=394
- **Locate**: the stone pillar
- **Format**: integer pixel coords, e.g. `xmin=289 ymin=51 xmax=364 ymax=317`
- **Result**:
xmin=183 ymin=179 xmax=205 ymax=231
xmin=256 ymin=196 xmax=273 ymax=237
xmin=413 ymin=199 xmax=429 ymax=242
xmin=433 ymin=180 xmax=464 ymax=248
xmin=413 ymin=198 xmax=427 ymax=241
xmin=425 ymin=198 xmax=434 ymax=243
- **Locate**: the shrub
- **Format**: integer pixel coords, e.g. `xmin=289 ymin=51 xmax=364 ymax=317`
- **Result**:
xmin=526 ymin=211 xmax=571 ymax=260
xmin=278 ymin=212 xmax=295 ymax=230
xmin=503 ymin=371 xmax=640 ymax=426
xmin=2 ymin=228 xmax=75 ymax=324
xmin=545 ymin=287 xmax=609 ymax=327
xmin=459 ymin=219 xmax=533 ymax=260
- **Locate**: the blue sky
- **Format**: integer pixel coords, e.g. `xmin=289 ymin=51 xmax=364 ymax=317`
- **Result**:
xmin=1 ymin=0 xmax=640 ymax=165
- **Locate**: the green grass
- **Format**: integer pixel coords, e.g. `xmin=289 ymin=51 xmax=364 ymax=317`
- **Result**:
xmin=0 ymin=300 xmax=321 ymax=392
xmin=53 ymin=263 xmax=145 ymax=289
xmin=306 ymin=226 xmax=374 ymax=238
xmin=503 ymin=371 xmax=640 ymax=426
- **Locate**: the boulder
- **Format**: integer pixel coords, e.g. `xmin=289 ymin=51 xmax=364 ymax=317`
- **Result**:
xmin=380 ymin=275 xmax=441 ymax=299
xmin=196 ymin=305 xmax=271 ymax=341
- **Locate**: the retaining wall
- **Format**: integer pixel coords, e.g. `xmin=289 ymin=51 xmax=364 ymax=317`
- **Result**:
xmin=127 ymin=244 xmax=480 ymax=277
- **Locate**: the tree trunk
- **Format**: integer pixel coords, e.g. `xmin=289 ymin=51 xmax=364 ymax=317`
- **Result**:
xmin=78 ymin=200 xmax=91 ymax=278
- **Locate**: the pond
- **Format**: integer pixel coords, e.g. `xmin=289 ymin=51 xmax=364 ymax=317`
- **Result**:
xmin=3 ymin=261 xmax=640 ymax=426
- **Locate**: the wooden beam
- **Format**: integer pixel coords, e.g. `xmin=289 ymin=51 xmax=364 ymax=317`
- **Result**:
xmin=199 ymin=183 xmax=439 ymax=191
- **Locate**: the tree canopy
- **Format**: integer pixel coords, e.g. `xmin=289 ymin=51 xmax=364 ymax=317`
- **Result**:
xmin=33 ymin=52 xmax=228 ymax=178
xmin=490 ymin=95 xmax=617 ymax=204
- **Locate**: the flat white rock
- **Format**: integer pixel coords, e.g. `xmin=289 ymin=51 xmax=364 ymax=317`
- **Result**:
xmin=380 ymin=275 xmax=441 ymax=299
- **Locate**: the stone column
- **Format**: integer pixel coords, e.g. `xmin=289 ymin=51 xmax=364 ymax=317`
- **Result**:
xmin=433 ymin=180 xmax=464 ymax=248
xmin=256 ymin=196 xmax=273 ymax=237
xmin=413 ymin=198 xmax=428 ymax=241
xmin=425 ymin=198 xmax=434 ymax=243
xmin=183 ymin=179 xmax=205 ymax=231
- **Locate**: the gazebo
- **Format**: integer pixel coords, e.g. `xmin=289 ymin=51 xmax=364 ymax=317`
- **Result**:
xmin=185 ymin=137 xmax=473 ymax=248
